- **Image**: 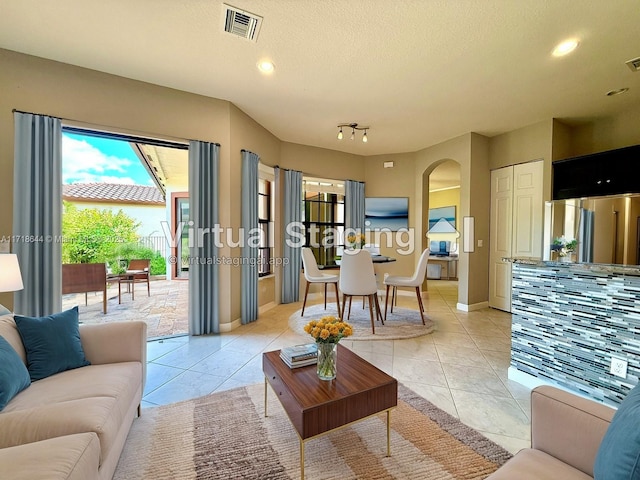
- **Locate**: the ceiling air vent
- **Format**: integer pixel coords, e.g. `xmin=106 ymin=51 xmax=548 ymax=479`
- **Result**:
xmin=222 ymin=4 xmax=262 ymax=42
xmin=625 ymin=57 xmax=640 ymax=72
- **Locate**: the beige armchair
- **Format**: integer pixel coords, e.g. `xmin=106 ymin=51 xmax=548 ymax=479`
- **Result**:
xmin=488 ymin=385 xmax=614 ymax=480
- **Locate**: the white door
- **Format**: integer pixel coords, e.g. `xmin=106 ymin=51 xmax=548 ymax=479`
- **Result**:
xmin=489 ymin=161 xmax=544 ymax=312
xmin=489 ymin=167 xmax=513 ymax=311
xmin=512 ymin=161 xmax=544 ymax=258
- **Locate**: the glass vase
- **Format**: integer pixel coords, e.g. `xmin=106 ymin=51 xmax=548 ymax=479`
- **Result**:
xmin=316 ymin=342 xmax=337 ymax=381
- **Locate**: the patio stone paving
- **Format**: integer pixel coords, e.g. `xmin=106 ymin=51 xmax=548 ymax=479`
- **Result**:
xmin=62 ymin=278 xmax=188 ymax=339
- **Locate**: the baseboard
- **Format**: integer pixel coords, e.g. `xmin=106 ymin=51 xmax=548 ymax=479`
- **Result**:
xmin=456 ymin=301 xmax=489 ymax=312
xmin=259 ymin=301 xmax=277 ymax=314
xmin=219 ymin=317 xmax=242 ymax=332
xmin=508 ymin=366 xmax=616 ymax=407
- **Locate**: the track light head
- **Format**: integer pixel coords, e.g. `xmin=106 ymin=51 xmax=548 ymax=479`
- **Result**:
xmin=362 ymin=130 xmax=368 ymax=143
xmin=337 ymin=127 xmax=343 ymax=140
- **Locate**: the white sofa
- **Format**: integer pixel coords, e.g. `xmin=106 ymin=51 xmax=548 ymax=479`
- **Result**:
xmin=0 ymin=314 xmax=147 ymax=480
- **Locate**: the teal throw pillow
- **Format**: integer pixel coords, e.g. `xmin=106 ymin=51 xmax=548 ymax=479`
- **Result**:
xmin=0 ymin=336 xmax=31 ymax=409
xmin=14 ymin=306 xmax=90 ymax=381
xmin=594 ymin=382 xmax=640 ymax=480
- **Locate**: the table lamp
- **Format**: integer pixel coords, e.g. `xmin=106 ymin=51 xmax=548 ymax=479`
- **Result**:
xmin=0 ymin=254 xmax=24 ymax=292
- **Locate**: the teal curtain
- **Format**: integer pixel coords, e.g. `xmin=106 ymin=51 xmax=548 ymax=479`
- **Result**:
xmin=188 ymin=141 xmax=220 ymax=335
xmin=13 ymin=112 xmax=62 ymax=317
xmin=241 ymin=150 xmax=259 ymax=324
xmin=345 ymin=180 xmax=365 ymax=234
xmin=280 ymin=168 xmax=302 ymax=303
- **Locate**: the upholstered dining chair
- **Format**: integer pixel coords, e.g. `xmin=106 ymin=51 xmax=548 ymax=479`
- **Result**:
xmin=339 ymin=249 xmax=383 ymax=334
xmin=300 ymin=247 xmax=341 ymax=316
xmin=383 ymin=248 xmax=430 ymax=324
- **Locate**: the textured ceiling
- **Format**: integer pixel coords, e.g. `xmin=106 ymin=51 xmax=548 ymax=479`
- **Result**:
xmin=1 ymin=0 xmax=639 ymax=157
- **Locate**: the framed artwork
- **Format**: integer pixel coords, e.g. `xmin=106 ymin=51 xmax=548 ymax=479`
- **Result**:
xmin=428 ymin=206 xmax=456 ymax=230
xmin=365 ymin=197 xmax=409 ymax=231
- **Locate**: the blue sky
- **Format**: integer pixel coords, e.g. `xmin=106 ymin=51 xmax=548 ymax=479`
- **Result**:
xmin=62 ymin=132 xmax=154 ymax=185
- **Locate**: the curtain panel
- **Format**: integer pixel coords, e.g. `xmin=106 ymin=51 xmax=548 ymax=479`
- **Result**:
xmin=188 ymin=141 xmax=220 ymax=335
xmin=345 ymin=180 xmax=366 ymax=234
xmin=241 ymin=150 xmax=259 ymax=324
xmin=12 ymin=112 xmax=62 ymax=317
xmin=280 ymin=168 xmax=302 ymax=303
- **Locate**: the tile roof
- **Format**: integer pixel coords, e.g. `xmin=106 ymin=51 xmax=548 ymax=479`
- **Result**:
xmin=63 ymin=183 xmax=165 ymax=205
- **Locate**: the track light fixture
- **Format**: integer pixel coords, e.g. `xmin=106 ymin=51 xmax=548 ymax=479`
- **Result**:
xmin=337 ymin=123 xmax=369 ymax=143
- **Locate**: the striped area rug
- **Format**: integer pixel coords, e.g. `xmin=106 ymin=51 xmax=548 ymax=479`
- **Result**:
xmin=114 ymin=383 xmax=511 ymax=479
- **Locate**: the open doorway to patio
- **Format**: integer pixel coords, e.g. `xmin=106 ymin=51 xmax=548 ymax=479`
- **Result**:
xmin=60 ymin=126 xmax=189 ymax=339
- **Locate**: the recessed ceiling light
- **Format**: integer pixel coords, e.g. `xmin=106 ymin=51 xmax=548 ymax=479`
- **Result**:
xmin=552 ymin=39 xmax=579 ymax=57
xmin=606 ymin=88 xmax=629 ymax=97
xmin=257 ymin=60 xmax=275 ymax=74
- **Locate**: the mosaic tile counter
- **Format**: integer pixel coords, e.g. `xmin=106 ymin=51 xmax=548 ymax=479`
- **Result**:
xmin=510 ymin=260 xmax=640 ymax=406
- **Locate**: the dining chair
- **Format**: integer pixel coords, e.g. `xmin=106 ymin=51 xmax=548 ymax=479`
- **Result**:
xmin=383 ymin=248 xmax=430 ymax=324
xmin=300 ymin=247 xmax=341 ymax=316
xmin=339 ymin=249 xmax=383 ymax=334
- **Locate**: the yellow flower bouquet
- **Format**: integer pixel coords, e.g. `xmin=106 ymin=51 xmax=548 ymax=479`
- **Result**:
xmin=303 ymin=315 xmax=353 ymax=380
xmin=345 ymin=232 xmax=366 ymax=249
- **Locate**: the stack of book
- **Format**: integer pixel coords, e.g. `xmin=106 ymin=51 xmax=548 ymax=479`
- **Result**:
xmin=280 ymin=343 xmax=318 ymax=368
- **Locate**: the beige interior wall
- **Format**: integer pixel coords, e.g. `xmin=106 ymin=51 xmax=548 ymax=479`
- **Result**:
xmin=229 ymin=105 xmax=281 ymax=314
xmin=0 ymin=49 xmax=232 ymax=313
xmin=489 ymin=119 xmax=552 ymax=200
xmin=428 ymin=187 xmax=461 ymax=249
xmin=363 ymin=153 xmax=417 ymax=280
xmin=570 ymin=104 xmax=640 ymax=156
xmin=415 ymin=134 xmax=473 ymax=306
xmin=468 ymin=133 xmax=491 ymax=305
xmin=280 ymin=142 xmax=365 ymax=181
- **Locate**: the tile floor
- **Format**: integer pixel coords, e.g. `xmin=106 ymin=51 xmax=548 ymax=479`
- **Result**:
xmin=143 ymin=281 xmax=531 ymax=454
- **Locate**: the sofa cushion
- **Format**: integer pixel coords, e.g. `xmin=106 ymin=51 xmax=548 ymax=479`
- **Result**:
xmin=0 ymin=314 xmax=26 ymax=363
xmin=2 ymin=362 xmax=142 ymax=417
xmin=594 ymin=383 xmax=640 ymax=480
xmin=0 ymin=396 xmax=123 ymax=465
xmin=0 ymin=336 xmax=31 ymax=410
xmin=14 ymin=306 xmax=90 ymax=380
xmin=0 ymin=433 xmax=100 ymax=480
xmin=487 ymin=449 xmax=593 ymax=480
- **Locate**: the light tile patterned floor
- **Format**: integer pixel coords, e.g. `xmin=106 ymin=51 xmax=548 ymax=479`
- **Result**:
xmin=142 ymin=281 xmax=531 ymax=454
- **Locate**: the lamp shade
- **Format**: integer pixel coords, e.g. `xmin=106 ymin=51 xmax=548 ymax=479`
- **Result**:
xmin=0 ymin=254 xmax=24 ymax=292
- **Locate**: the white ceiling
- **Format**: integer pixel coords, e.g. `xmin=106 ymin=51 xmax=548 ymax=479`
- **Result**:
xmin=1 ymin=0 xmax=639 ymax=158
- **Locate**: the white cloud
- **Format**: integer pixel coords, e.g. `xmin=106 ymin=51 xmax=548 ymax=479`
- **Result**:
xmin=62 ymin=136 xmax=134 ymax=184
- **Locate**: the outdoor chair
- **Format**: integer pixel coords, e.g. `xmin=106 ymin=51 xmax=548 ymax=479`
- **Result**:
xmin=125 ymin=259 xmax=151 ymax=297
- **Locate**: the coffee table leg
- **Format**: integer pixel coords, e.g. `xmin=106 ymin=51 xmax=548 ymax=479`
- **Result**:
xmin=300 ymin=438 xmax=305 ymax=480
xmin=264 ymin=378 xmax=268 ymax=417
xmin=387 ymin=410 xmax=391 ymax=457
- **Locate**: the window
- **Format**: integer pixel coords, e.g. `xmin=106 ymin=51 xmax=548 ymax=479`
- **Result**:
xmin=303 ymin=178 xmax=345 ymax=267
xmin=258 ymin=178 xmax=272 ymax=276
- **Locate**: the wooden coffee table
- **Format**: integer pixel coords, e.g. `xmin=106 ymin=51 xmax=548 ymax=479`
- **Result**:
xmin=262 ymin=344 xmax=397 ymax=480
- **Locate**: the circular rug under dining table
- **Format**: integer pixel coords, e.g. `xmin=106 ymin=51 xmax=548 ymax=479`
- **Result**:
xmin=288 ymin=302 xmax=435 ymax=341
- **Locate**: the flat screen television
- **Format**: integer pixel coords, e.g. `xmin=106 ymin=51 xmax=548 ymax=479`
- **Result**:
xmin=430 ymin=240 xmax=451 ymax=256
